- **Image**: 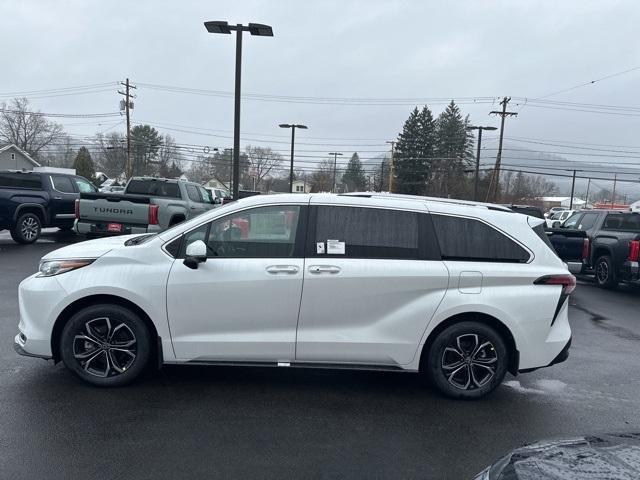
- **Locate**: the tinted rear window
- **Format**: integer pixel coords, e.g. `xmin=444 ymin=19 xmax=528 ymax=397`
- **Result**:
xmin=532 ymin=223 xmax=557 ymax=254
xmin=602 ymin=213 xmax=640 ymax=231
xmin=0 ymin=173 xmax=42 ymax=189
xmin=432 ymin=214 xmax=530 ymax=263
xmin=126 ymin=180 xmax=180 ymax=198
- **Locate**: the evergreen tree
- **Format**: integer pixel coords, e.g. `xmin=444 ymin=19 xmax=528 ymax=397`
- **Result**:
xmin=130 ymin=125 xmax=162 ymax=176
xmin=434 ymin=101 xmax=474 ymax=198
xmin=73 ymin=147 xmax=96 ymax=183
xmin=341 ymin=152 xmax=367 ymax=192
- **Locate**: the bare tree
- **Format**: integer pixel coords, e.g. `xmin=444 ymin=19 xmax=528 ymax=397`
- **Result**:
xmin=94 ymin=132 xmax=127 ymax=178
xmin=39 ymin=134 xmax=76 ymax=168
xmin=244 ymin=146 xmax=282 ymax=191
xmin=309 ymin=159 xmax=334 ymax=192
xmin=0 ymin=97 xmax=64 ymax=158
xmin=157 ymin=134 xmax=184 ymax=177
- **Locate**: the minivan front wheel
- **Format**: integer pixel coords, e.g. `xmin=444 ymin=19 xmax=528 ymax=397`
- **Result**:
xmin=60 ymin=304 xmax=151 ymax=387
xmin=426 ymin=322 xmax=508 ymax=400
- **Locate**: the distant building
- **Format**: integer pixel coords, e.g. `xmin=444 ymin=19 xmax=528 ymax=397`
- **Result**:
xmin=540 ymin=196 xmax=586 ymax=210
xmin=292 ymin=179 xmax=311 ymax=193
xmin=630 ymin=200 xmax=640 ymax=213
xmin=0 ymin=144 xmax=40 ymax=171
xmin=203 ymin=178 xmax=228 ymax=190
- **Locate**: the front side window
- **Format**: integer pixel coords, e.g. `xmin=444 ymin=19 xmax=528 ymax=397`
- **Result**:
xmin=561 ymin=213 xmax=582 ymax=229
xmin=314 ymin=206 xmax=420 ymax=259
xmin=186 ymin=184 xmax=201 ymax=203
xmin=431 ymin=214 xmax=529 ymax=263
xmin=180 ymin=205 xmax=301 ymax=258
xmin=197 ymin=186 xmax=213 ymax=204
xmin=51 ymin=175 xmax=75 ymax=193
xmin=577 ymin=213 xmax=598 ymax=230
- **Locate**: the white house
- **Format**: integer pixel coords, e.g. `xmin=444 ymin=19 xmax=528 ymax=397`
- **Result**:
xmin=292 ymin=179 xmax=311 ymax=193
xmin=630 ymin=200 xmax=640 ymax=212
xmin=0 ymin=144 xmax=40 ymax=171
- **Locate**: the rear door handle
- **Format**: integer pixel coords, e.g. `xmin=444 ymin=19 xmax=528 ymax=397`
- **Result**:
xmin=308 ymin=265 xmax=341 ymax=274
xmin=266 ymin=265 xmax=300 ymax=275
xmin=53 ymin=196 xmax=62 ymax=200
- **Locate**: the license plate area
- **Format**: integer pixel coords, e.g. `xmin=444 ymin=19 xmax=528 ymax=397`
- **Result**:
xmin=107 ymin=223 xmax=123 ymax=233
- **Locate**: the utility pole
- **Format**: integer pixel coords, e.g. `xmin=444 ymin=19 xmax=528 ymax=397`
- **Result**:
xmin=379 ymin=160 xmax=385 ymax=192
xmin=467 ymin=126 xmax=497 ymax=201
xmin=329 ymin=152 xmax=342 ymax=193
xmin=585 ymin=178 xmax=591 ymax=207
xmin=279 ymin=124 xmax=308 ymax=192
xmin=569 ymin=170 xmax=577 ymax=209
xmin=118 ymin=78 xmax=136 ymax=178
xmin=487 ymin=97 xmax=517 ymax=202
xmin=611 ymin=173 xmax=617 ymax=206
xmin=386 ymin=140 xmax=396 ymax=193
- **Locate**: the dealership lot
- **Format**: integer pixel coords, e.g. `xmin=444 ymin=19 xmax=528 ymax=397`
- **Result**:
xmin=1 ymin=232 xmax=639 ymax=479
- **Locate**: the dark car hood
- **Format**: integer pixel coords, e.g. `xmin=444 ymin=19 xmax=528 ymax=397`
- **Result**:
xmin=475 ymin=433 xmax=640 ymax=480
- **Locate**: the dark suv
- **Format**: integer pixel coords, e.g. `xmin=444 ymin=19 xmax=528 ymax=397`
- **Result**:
xmin=0 ymin=170 xmax=96 ymax=244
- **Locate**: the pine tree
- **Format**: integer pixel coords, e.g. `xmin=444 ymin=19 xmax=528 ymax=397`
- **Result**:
xmin=341 ymin=152 xmax=367 ymax=192
xmin=434 ymin=101 xmax=474 ymax=198
xmin=130 ymin=125 xmax=162 ymax=176
xmin=73 ymin=147 xmax=96 ymax=183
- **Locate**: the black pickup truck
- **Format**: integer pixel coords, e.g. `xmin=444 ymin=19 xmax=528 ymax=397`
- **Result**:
xmin=547 ymin=210 xmax=640 ymax=289
xmin=0 ymin=170 xmax=96 ymax=244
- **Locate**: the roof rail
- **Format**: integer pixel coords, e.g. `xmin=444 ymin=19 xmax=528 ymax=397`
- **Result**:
xmin=340 ymin=192 xmax=513 ymax=212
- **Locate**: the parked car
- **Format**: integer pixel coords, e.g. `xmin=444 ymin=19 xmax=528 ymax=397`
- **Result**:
xmin=0 ymin=170 xmax=96 ymax=244
xmin=75 ymin=176 xmax=216 ymax=236
xmin=99 ymin=185 xmax=125 ymax=194
xmin=544 ymin=206 xmax=566 ymax=218
xmin=547 ymin=210 xmax=640 ymax=288
xmin=545 ymin=209 xmax=576 ymax=228
xmin=204 ymin=186 xmax=229 ymax=204
xmin=15 ymin=193 xmax=573 ymax=399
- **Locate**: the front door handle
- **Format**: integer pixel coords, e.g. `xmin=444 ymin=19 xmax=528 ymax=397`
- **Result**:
xmin=266 ymin=265 xmax=300 ymax=275
xmin=308 ymin=265 xmax=341 ymax=274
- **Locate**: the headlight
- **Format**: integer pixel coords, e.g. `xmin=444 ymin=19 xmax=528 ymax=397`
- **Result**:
xmin=37 ymin=259 xmax=95 ymax=277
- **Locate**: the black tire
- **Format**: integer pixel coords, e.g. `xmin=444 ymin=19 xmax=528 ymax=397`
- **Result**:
xmin=425 ymin=321 xmax=508 ymax=400
xmin=10 ymin=213 xmax=41 ymax=244
xmin=595 ymin=255 xmax=618 ymax=290
xmin=60 ymin=304 xmax=152 ymax=387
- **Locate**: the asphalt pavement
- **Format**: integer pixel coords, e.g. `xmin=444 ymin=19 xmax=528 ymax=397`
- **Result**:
xmin=1 ymin=230 xmax=639 ymax=479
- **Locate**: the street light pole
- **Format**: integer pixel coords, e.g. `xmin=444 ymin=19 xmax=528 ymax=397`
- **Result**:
xmin=204 ymin=21 xmax=274 ymax=200
xmin=279 ymin=123 xmax=308 ymax=193
xmin=328 ymin=152 xmax=343 ymax=193
xmin=466 ymin=125 xmax=497 ymax=201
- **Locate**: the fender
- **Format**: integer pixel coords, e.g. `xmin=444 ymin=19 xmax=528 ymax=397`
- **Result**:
xmin=14 ymin=203 xmax=49 ymax=225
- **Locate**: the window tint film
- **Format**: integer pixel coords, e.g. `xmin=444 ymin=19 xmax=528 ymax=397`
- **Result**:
xmin=51 ymin=175 xmax=75 ymax=193
xmin=126 ymin=180 xmax=180 ymax=198
xmin=532 ymin=223 xmax=557 ymax=255
xmin=578 ymin=213 xmax=599 ymax=230
xmin=186 ymin=185 xmax=201 ymax=203
xmin=432 ymin=214 xmax=529 ymax=263
xmin=314 ymin=206 xmax=419 ymax=259
xmin=181 ymin=206 xmax=301 ymax=258
xmin=0 ymin=173 xmax=43 ymax=189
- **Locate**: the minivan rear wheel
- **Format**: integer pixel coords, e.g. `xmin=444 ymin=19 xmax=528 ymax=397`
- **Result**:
xmin=426 ymin=322 xmax=508 ymax=400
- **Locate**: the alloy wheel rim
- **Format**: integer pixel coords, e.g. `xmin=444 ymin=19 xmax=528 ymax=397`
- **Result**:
xmin=21 ymin=217 xmax=38 ymax=240
xmin=596 ymin=261 xmax=608 ymax=283
xmin=72 ymin=317 xmax=137 ymax=378
xmin=441 ymin=333 xmax=498 ymax=390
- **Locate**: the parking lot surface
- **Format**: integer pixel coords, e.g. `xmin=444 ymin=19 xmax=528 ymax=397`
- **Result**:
xmin=1 ymin=231 xmax=639 ymax=479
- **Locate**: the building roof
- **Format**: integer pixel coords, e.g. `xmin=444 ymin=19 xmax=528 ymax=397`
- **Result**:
xmin=0 ymin=144 xmax=40 ymax=167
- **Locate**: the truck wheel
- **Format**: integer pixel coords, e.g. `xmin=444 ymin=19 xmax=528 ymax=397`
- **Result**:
xmin=595 ymin=255 xmax=618 ymax=289
xmin=10 ymin=213 xmax=41 ymax=244
xmin=424 ymin=322 xmax=508 ymax=400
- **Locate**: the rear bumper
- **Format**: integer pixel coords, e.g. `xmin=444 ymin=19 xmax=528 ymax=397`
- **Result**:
xmin=619 ymin=260 xmax=640 ymax=284
xmin=75 ymin=220 xmax=161 ymax=236
xmin=14 ymin=335 xmax=52 ymax=360
xmin=519 ymin=337 xmax=571 ymax=373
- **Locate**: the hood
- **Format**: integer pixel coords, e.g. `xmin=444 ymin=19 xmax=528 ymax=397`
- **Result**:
xmin=475 ymin=432 xmax=640 ymax=479
xmin=41 ymin=234 xmax=142 ymax=261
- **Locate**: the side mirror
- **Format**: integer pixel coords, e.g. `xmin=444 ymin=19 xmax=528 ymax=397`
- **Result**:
xmin=213 ymin=197 xmax=222 ymax=205
xmin=184 ymin=240 xmax=207 ymax=269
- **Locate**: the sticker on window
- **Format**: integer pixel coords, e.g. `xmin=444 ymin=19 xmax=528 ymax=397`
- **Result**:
xmin=316 ymin=242 xmax=325 ymax=254
xmin=326 ymin=239 xmax=345 ymax=255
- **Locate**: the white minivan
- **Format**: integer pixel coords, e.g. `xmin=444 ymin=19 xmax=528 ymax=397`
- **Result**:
xmin=15 ymin=193 xmax=573 ymax=399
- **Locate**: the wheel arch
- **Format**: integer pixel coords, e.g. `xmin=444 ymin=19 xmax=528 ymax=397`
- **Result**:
xmin=419 ymin=312 xmax=519 ymax=376
xmin=592 ymin=245 xmax=613 ymax=264
xmin=14 ymin=204 xmax=48 ymax=225
xmin=50 ymin=294 xmax=160 ymax=364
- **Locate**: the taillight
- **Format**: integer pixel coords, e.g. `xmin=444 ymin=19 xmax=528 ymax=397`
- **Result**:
xmin=534 ymin=274 xmax=576 ymax=295
xmin=581 ymin=238 xmax=589 ymax=260
xmin=628 ymin=240 xmax=640 ymax=262
xmin=148 ymin=204 xmax=159 ymax=225
xmin=74 ymin=199 xmax=80 ymax=219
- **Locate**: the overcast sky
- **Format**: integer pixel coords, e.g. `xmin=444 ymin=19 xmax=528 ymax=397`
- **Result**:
xmin=1 ymin=0 xmax=639 ymax=194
